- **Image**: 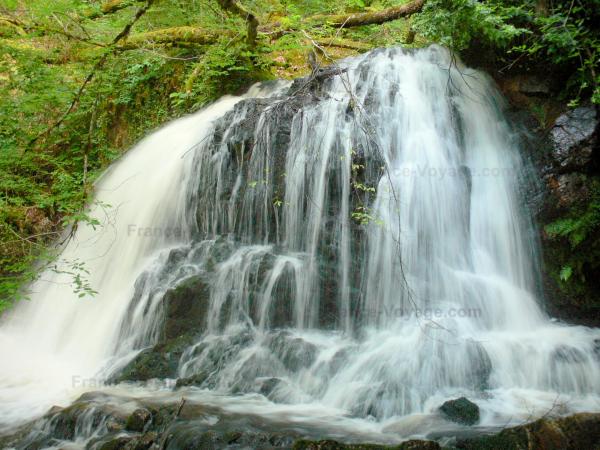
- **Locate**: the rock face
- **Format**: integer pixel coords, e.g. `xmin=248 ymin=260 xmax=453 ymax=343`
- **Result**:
xmin=531 ymin=104 xmax=600 ymax=327
xmin=439 ymin=397 xmax=480 ymax=426
xmin=550 ymin=106 xmax=597 ymax=172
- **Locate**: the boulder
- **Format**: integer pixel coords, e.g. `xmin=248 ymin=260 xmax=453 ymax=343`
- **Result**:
xmin=114 ymin=348 xmax=174 ymax=382
xmin=161 ymin=275 xmax=210 ymax=341
xmin=266 ymin=331 xmax=318 ymax=371
xmin=439 ymin=397 xmax=480 ymax=426
xmin=126 ymin=408 xmax=152 ymax=432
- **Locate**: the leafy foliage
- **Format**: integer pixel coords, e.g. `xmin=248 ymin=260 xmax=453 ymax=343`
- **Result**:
xmin=545 ymin=181 xmax=600 ymax=286
xmin=414 ymin=0 xmax=600 ymax=104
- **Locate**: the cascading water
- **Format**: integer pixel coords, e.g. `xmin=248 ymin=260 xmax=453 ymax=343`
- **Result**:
xmin=1 ymin=46 xmax=599 ymax=445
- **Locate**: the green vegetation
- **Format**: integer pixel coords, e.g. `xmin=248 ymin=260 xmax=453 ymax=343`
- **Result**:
xmin=545 ymin=180 xmax=600 ymax=290
xmin=0 ymin=0 xmax=598 ymax=310
xmin=414 ymin=0 xmax=599 ymax=104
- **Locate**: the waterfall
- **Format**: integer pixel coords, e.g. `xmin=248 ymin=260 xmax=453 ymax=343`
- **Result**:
xmin=1 ymin=46 xmax=599 ymax=440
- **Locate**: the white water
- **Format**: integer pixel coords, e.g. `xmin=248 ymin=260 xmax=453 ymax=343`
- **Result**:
xmin=1 ymin=46 xmax=599 ymax=443
xmin=0 ymin=91 xmax=257 ymax=431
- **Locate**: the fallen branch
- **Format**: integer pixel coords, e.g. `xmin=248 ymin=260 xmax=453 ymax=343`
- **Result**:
xmin=314 ymin=37 xmax=371 ymax=51
xmin=308 ymin=0 xmax=425 ymax=28
xmin=101 ymin=0 xmax=144 ymax=15
xmin=115 ymin=0 xmax=425 ymax=49
xmin=120 ymin=26 xmax=223 ymax=49
xmin=175 ymin=397 xmax=186 ymax=417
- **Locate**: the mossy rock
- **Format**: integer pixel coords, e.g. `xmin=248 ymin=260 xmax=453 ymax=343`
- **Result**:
xmin=161 ymin=275 xmax=210 ymax=341
xmin=125 ymin=408 xmax=152 ymax=432
xmin=114 ymin=348 xmax=174 ymax=382
xmin=456 ymin=412 xmax=600 ymax=450
xmin=111 ymin=275 xmax=209 ymax=383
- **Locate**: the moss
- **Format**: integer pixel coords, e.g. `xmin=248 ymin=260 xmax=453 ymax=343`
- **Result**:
xmin=161 ymin=275 xmax=209 ymax=340
xmin=122 ymin=27 xmax=223 ymax=48
xmin=114 ymin=348 xmax=174 ymax=382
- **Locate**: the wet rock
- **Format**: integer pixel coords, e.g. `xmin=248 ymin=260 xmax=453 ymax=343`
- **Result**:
xmin=7 ymin=398 xmax=127 ymax=449
xmin=258 ymin=377 xmax=284 ymax=398
xmin=176 ymin=331 xmax=254 ymax=389
xmin=175 ymin=371 xmax=211 ymax=388
xmin=98 ymin=433 xmax=159 ymax=450
xmin=115 ymin=348 xmax=173 ymax=382
xmin=114 ymin=333 xmax=192 ymax=382
xmin=126 ymin=408 xmax=152 ymax=432
xmin=456 ymin=412 xmax=600 ymax=450
xmin=550 ymin=106 xmax=598 ymax=172
xmin=551 ymin=345 xmax=588 ymax=364
xmin=229 ymin=350 xmax=286 ymax=394
xmin=288 ymin=66 xmax=346 ymax=98
xmin=329 ymin=347 xmax=352 ymax=374
xmin=47 ymin=401 xmax=126 ymax=441
xmin=99 ymin=436 xmax=133 ymax=450
xmin=267 ymin=331 xmax=318 ymax=371
xmin=161 ymin=275 xmax=210 ymax=340
xmin=465 ymin=341 xmax=492 ymax=391
xmin=111 ymin=274 xmax=209 ymax=383
xmin=350 ymin=384 xmax=386 ymax=419
xmin=106 ymin=417 xmax=125 ymax=432
xmin=126 ymin=431 xmax=159 ymax=450
xmin=439 ymin=397 xmax=480 ymax=426
xmin=292 ymin=439 xmax=440 ymax=449
xmin=161 ymin=419 xmax=297 ymax=450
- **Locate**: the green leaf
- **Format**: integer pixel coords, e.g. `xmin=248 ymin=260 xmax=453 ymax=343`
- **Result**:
xmin=559 ymin=265 xmax=573 ymax=282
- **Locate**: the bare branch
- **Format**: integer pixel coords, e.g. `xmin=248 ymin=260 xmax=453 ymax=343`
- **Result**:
xmin=28 ymin=0 xmax=155 ymax=148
